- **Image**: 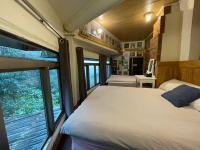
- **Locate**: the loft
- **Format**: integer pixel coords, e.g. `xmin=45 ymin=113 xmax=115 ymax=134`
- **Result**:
xmin=0 ymin=0 xmax=200 ymax=150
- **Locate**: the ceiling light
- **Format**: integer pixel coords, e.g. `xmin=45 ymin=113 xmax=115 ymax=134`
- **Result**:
xmin=144 ymin=12 xmax=154 ymax=22
xmin=97 ymin=28 xmax=103 ymax=34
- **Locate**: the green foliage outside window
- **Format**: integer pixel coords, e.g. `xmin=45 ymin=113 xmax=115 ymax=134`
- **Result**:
xmin=0 ymin=71 xmax=44 ymax=119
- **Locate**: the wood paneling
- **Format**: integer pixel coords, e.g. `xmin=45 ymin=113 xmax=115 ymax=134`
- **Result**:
xmin=150 ymin=6 xmax=171 ymax=62
xmin=95 ymin=0 xmax=178 ymax=41
xmin=156 ymin=61 xmax=179 ymax=87
xmin=179 ymin=61 xmax=200 ymax=86
xmin=156 ymin=61 xmax=200 ymax=87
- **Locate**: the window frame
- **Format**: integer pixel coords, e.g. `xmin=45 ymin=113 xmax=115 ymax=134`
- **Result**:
xmin=0 ymin=29 xmax=64 ymax=150
xmin=49 ymin=68 xmax=64 ymax=125
xmin=84 ymin=58 xmax=100 ymax=90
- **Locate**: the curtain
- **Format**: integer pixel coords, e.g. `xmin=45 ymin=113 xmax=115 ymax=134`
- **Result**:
xmin=76 ymin=47 xmax=87 ymax=104
xmin=59 ymin=38 xmax=73 ymax=116
xmin=99 ymin=54 xmax=107 ymax=85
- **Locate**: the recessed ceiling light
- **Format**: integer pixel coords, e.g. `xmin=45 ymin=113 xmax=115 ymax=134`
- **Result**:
xmin=144 ymin=12 xmax=154 ymax=22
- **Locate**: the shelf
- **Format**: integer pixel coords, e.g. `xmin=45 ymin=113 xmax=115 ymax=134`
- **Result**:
xmin=78 ymin=32 xmax=122 ymax=52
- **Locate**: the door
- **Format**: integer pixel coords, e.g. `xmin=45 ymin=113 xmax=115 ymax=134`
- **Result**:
xmin=129 ymin=57 xmax=143 ymax=75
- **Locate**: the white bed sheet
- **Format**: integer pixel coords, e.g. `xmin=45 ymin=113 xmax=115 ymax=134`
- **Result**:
xmin=61 ymin=86 xmax=200 ymax=150
xmin=106 ymin=75 xmax=136 ymax=83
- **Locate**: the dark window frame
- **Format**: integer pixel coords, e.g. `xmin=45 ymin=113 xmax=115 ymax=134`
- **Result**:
xmin=0 ymin=30 xmax=64 ymax=150
xmin=84 ymin=58 xmax=100 ymax=90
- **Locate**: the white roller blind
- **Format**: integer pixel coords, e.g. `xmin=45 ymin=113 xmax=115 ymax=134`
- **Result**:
xmin=0 ymin=0 xmax=59 ymax=51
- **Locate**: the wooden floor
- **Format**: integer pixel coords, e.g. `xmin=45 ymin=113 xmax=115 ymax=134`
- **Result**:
xmin=5 ymin=108 xmax=60 ymax=150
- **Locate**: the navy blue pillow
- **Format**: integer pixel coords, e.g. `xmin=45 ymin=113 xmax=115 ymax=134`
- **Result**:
xmin=162 ymin=84 xmax=200 ymax=107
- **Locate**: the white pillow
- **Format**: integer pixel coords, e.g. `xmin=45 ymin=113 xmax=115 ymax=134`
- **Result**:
xmin=159 ymin=79 xmax=200 ymax=91
xmin=190 ymin=99 xmax=200 ymax=111
xmin=159 ymin=79 xmax=200 ymax=112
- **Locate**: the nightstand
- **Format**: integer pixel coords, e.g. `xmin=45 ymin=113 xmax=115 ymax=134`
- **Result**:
xmin=135 ymin=75 xmax=157 ymax=88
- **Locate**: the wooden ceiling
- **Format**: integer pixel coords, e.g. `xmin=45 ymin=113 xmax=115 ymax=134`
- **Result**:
xmin=96 ymin=0 xmax=178 ymax=41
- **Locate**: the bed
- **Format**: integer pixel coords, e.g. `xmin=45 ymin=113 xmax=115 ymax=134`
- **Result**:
xmin=61 ymin=82 xmax=200 ymax=150
xmin=106 ymin=75 xmax=136 ymax=87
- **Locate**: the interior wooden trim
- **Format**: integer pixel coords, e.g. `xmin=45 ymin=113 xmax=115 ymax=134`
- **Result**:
xmin=46 ymin=114 xmax=67 ymax=150
xmin=156 ymin=60 xmax=200 ymax=87
xmin=0 ymin=57 xmax=58 ymax=72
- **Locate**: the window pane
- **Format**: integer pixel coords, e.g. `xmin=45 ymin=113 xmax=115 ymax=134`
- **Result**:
xmin=49 ymin=70 xmax=62 ymax=122
xmin=0 ymin=70 xmax=47 ymax=150
xmin=106 ymin=65 xmax=111 ymax=78
xmin=84 ymin=66 xmax=88 ymax=89
xmin=0 ymin=35 xmax=58 ymax=62
xmin=96 ymin=66 xmax=100 ymax=84
xmin=89 ymin=65 xmax=95 ymax=88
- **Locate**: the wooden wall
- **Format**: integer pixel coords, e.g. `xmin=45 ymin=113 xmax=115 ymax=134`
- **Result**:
xmin=149 ymin=6 xmax=171 ymax=62
xmin=179 ymin=61 xmax=200 ymax=86
xmin=156 ymin=61 xmax=200 ymax=87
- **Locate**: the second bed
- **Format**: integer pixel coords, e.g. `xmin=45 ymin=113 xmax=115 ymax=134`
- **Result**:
xmin=106 ymin=75 xmax=136 ymax=87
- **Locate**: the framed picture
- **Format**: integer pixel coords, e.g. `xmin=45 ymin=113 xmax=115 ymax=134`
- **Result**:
xmin=130 ymin=43 xmax=136 ymax=49
xmin=109 ymin=36 xmax=112 ymax=44
xmin=112 ymin=39 xmax=115 ymax=45
xmin=137 ymin=51 xmax=143 ymax=57
xmin=137 ymin=41 xmax=143 ymax=48
xmin=124 ymin=43 xmax=129 ymax=49
xmin=101 ymin=32 xmax=104 ymax=40
xmin=105 ymin=35 xmax=109 ymax=43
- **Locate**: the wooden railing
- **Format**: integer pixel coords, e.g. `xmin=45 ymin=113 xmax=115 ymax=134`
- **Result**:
xmin=5 ymin=108 xmax=61 ymax=150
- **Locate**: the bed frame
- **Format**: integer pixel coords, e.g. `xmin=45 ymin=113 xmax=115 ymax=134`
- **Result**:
xmin=156 ymin=60 xmax=200 ymax=87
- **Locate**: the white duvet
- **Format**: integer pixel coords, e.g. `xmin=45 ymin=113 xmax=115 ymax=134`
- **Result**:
xmin=61 ymin=86 xmax=200 ymax=150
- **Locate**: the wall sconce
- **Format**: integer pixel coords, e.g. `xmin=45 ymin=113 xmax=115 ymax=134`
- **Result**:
xmin=144 ymin=12 xmax=154 ymax=22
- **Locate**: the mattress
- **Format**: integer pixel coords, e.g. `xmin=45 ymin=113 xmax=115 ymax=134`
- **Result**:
xmin=106 ymin=75 xmax=136 ymax=83
xmin=108 ymin=81 xmax=136 ymax=87
xmin=61 ymin=86 xmax=200 ymax=150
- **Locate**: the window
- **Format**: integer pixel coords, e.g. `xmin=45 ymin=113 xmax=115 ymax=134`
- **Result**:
xmin=0 ymin=35 xmax=58 ymax=62
xmin=0 ymin=31 xmax=63 ymax=150
xmin=49 ymin=69 xmax=62 ymax=122
xmin=1 ymin=70 xmax=48 ymax=150
xmin=84 ymin=59 xmax=100 ymax=90
xmin=89 ymin=65 xmax=95 ymax=87
xmin=96 ymin=66 xmax=100 ymax=83
xmin=106 ymin=59 xmax=111 ymax=79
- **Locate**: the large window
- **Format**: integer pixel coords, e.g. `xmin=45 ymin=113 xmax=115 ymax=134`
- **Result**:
xmin=0 ymin=31 xmax=63 ymax=150
xmin=1 ymin=70 xmax=48 ymax=150
xmin=84 ymin=59 xmax=100 ymax=90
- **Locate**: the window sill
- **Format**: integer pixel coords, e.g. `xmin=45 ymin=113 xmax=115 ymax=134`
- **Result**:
xmin=43 ymin=114 xmax=66 ymax=150
xmin=87 ymin=84 xmax=100 ymax=95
